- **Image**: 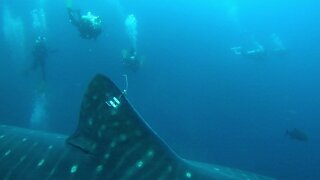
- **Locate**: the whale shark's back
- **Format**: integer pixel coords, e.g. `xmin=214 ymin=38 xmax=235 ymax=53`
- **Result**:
xmin=0 ymin=74 xmax=275 ymax=179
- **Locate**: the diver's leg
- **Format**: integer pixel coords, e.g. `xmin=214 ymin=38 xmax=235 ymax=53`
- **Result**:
xmin=67 ymin=8 xmax=80 ymax=27
xmin=40 ymin=59 xmax=46 ymax=81
xmin=30 ymin=57 xmax=40 ymax=72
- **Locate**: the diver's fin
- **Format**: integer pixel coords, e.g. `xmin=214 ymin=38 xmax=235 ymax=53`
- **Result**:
xmin=65 ymin=0 xmax=73 ymax=9
xmin=67 ymin=74 xmax=178 ymax=161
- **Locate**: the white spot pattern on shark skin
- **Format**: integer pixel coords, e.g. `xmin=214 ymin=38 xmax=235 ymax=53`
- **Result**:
xmin=70 ymin=165 xmax=78 ymax=174
xmin=96 ymin=165 xmax=103 ymax=172
xmin=110 ymin=141 xmax=116 ymax=148
xmin=35 ymin=144 xmax=54 ymax=173
xmin=49 ymin=168 xmax=56 ymax=176
xmin=22 ymin=138 xmax=27 ymax=142
xmin=4 ymin=139 xmax=41 ymax=178
xmin=37 ymin=159 xmax=45 ymax=167
xmin=105 ymin=142 xmax=144 ymax=179
xmin=91 ymin=143 xmax=97 ymax=151
xmin=147 ymin=149 xmax=154 ymax=157
xmin=20 ymin=155 xmax=26 ymax=162
xmin=0 ymin=135 xmax=5 ymax=139
xmin=97 ymin=125 xmax=107 ymax=138
xmin=119 ymin=134 xmax=127 ymax=141
xmin=104 ymin=153 xmax=110 ymax=160
xmin=88 ymin=118 xmax=94 ymax=126
xmin=185 ymin=171 xmax=192 ymax=178
xmin=136 ymin=160 xmax=144 ymax=168
xmin=4 ymin=149 xmax=11 ymax=156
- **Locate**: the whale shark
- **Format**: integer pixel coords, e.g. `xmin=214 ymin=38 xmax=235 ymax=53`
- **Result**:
xmin=0 ymin=74 xmax=274 ymax=179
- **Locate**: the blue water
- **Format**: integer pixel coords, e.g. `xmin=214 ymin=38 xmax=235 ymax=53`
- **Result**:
xmin=1 ymin=0 xmax=320 ymax=179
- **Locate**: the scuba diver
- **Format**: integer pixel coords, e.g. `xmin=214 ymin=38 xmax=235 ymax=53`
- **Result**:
xmin=67 ymin=8 xmax=102 ymax=40
xmin=231 ymin=39 xmax=266 ymax=60
xmin=231 ymin=34 xmax=287 ymax=60
xmin=121 ymin=47 xmax=143 ymax=71
xmin=25 ymin=36 xmax=57 ymax=82
xmin=30 ymin=36 xmax=48 ymax=81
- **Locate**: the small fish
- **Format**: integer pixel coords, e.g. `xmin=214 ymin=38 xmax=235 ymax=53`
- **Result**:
xmin=286 ymin=128 xmax=309 ymax=142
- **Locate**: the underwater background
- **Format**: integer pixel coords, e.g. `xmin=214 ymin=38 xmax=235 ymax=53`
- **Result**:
xmin=0 ymin=0 xmax=319 ymax=179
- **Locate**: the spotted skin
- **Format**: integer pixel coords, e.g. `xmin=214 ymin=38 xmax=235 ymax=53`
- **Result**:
xmin=0 ymin=74 xmax=275 ymax=180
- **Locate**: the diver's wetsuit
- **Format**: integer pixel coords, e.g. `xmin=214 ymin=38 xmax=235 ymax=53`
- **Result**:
xmin=122 ymin=48 xmax=141 ymax=71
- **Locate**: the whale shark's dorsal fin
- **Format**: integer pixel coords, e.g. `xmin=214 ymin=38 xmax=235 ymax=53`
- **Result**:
xmin=68 ymin=74 xmax=124 ymax=154
xmin=67 ymin=74 xmax=192 ymax=178
xmin=67 ymin=74 xmax=183 ymax=174
xmin=68 ymin=74 xmax=174 ymax=155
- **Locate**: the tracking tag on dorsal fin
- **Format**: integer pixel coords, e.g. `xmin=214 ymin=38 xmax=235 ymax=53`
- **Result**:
xmin=67 ymin=74 xmax=126 ymax=154
xmin=67 ymin=74 xmax=178 ymax=162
